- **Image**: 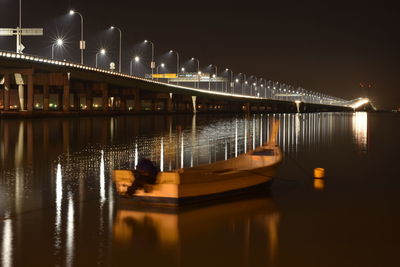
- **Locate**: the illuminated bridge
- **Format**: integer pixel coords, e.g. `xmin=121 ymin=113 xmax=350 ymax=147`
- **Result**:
xmin=0 ymin=50 xmax=370 ymax=117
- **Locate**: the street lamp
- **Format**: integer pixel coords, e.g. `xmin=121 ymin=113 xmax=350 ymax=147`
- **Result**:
xmin=260 ymin=78 xmax=267 ymax=98
xmin=169 ymin=50 xmax=180 ymax=76
xmin=191 ymin=57 xmax=200 ymax=88
xmin=144 ymin=40 xmax=155 ymax=79
xmin=51 ymin=38 xmax=63 ymax=59
xmin=225 ymin=68 xmax=233 ymax=93
xmin=210 ymin=64 xmax=218 ymax=91
xmin=110 ymin=26 xmax=122 ymax=72
xmin=238 ymin=73 xmax=246 ymax=95
xmin=69 ymin=10 xmax=85 ymax=65
xmin=130 ymin=56 xmax=140 ymax=75
xmin=251 ymin=76 xmax=257 ymax=96
xmin=95 ymin=48 xmax=106 ymax=68
xmin=17 ymin=0 xmax=22 ymax=53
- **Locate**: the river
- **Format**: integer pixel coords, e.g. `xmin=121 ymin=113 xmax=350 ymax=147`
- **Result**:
xmin=0 ymin=112 xmax=399 ymax=266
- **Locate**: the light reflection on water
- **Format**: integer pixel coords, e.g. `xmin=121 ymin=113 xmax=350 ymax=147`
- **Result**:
xmin=0 ymin=112 xmax=371 ymax=266
xmin=1 ymin=212 xmax=12 ymax=267
xmin=112 ymin=195 xmax=279 ymax=266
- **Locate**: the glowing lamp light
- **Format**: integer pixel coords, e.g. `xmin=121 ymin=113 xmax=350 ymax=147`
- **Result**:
xmin=69 ymin=10 xmax=75 ymax=15
xmin=56 ymin=39 xmax=63 ymax=46
xmin=100 ymin=49 xmax=106 ymax=55
xmin=134 ymin=56 xmax=140 ymax=62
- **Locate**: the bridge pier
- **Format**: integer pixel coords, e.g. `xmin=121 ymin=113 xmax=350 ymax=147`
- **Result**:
xmin=86 ymin=85 xmax=93 ymax=111
xmin=134 ymin=89 xmax=141 ymax=112
xmin=3 ymin=74 xmax=10 ymax=111
xmin=43 ymin=84 xmax=49 ymax=111
xmin=167 ymin=94 xmax=174 ymax=112
xmin=192 ymin=96 xmax=197 ymax=114
xmin=120 ymin=95 xmax=126 ymax=111
xmin=18 ymin=84 xmax=25 ymax=111
xmin=100 ymin=83 xmax=108 ymax=111
xmin=63 ymin=76 xmax=70 ymax=112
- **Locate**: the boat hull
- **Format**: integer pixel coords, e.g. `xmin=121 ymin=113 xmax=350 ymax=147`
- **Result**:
xmin=118 ymin=180 xmax=273 ymax=207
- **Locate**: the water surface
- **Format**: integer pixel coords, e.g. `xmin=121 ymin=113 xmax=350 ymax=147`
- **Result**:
xmin=0 ymin=112 xmax=399 ymax=266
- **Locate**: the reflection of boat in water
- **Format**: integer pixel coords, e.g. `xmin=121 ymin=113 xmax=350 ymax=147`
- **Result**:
xmin=113 ymin=194 xmax=280 ymax=266
xmin=113 ymin=121 xmax=282 ymax=206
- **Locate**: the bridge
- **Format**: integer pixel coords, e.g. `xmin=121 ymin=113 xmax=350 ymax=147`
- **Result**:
xmin=0 ymin=50 xmax=371 ymax=118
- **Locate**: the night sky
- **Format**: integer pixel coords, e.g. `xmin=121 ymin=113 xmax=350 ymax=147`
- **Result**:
xmin=0 ymin=0 xmax=399 ymax=109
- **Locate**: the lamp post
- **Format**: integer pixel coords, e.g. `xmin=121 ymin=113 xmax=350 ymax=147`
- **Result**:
xmin=130 ymin=56 xmax=140 ymax=75
xmin=144 ymin=40 xmax=155 ymax=79
xmin=262 ymin=79 xmax=267 ymax=98
xmin=17 ymin=0 xmax=22 ymax=53
xmin=238 ymin=73 xmax=246 ymax=95
xmin=251 ymin=76 xmax=257 ymax=96
xmin=95 ymin=48 xmax=106 ymax=68
xmin=225 ymin=68 xmax=233 ymax=93
xmin=169 ymin=50 xmax=180 ymax=81
xmin=210 ymin=64 xmax=218 ymax=91
xmin=69 ymin=10 xmax=85 ymax=65
xmin=51 ymin=38 xmax=63 ymax=59
xmin=110 ymin=26 xmax=122 ymax=72
xmin=191 ymin=57 xmax=200 ymax=88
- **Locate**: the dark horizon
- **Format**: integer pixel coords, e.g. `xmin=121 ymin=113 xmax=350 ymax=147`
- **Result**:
xmin=0 ymin=0 xmax=398 ymax=109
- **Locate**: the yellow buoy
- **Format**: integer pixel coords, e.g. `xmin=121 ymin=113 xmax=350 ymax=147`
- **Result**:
xmin=313 ymin=168 xmax=325 ymax=179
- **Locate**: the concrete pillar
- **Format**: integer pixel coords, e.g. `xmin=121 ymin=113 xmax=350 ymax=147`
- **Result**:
xmin=101 ymin=83 xmax=108 ymax=111
xmin=134 ymin=89 xmax=141 ymax=112
xmin=27 ymin=73 xmax=34 ymax=111
xmin=73 ymin=93 xmax=79 ymax=111
xmin=120 ymin=96 xmax=126 ymax=111
xmin=192 ymin=96 xmax=197 ymax=114
xmin=295 ymin=101 xmax=300 ymax=113
xmin=86 ymin=87 xmax=93 ymax=111
xmin=18 ymin=84 xmax=25 ymax=111
xmin=245 ymin=103 xmax=250 ymax=114
xmin=63 ymin=80 xmax=70 ymax=112
xmin=43 ymin=84 xmax=49 ymax=111
xmin=167 ymin=94 xmax=173 ymax=112
xmin=3 ymin=74 xmax=10 ymax=111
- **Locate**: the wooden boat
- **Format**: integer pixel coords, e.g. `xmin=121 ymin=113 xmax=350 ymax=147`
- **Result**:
xmin=113 ymin=121 xmax=282 ymax=206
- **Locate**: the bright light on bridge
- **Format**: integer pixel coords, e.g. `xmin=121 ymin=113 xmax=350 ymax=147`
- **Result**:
xmin=349 ymin=98 xmax=370 ymax=109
